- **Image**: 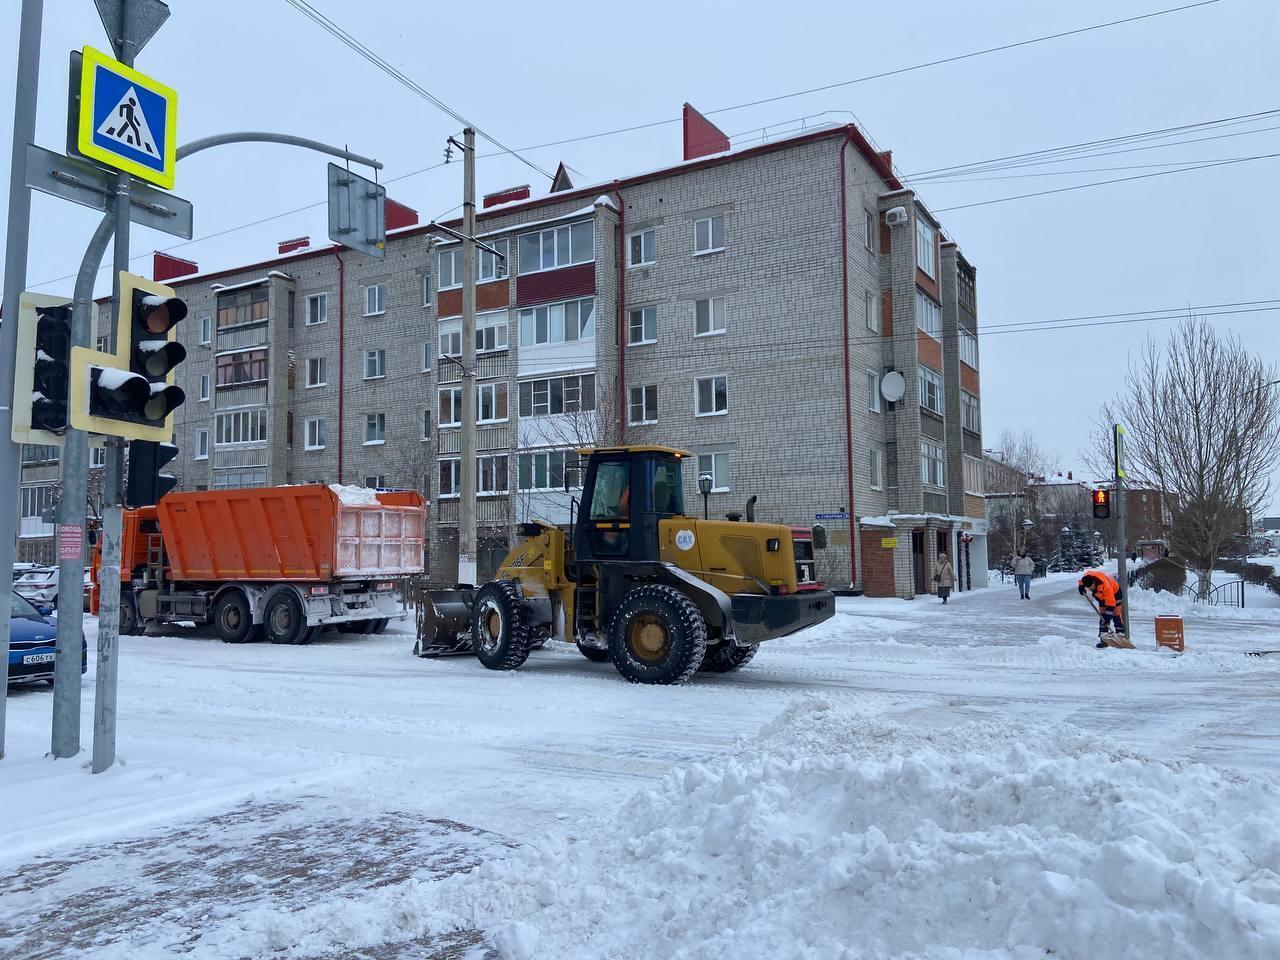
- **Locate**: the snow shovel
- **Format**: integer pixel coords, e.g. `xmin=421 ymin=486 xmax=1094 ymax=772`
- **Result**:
xmin=1084 ymin=595 xmax=1135 ymax=649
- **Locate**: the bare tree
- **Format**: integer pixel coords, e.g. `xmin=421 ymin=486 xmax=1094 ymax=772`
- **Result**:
xmin=993 ymin=427 xmax=1059 ymax=481
xmin=1092 ymin=317 xmax=1280 ymax=589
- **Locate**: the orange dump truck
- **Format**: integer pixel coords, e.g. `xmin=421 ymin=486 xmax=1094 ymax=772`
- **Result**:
xmin=93 ymin=484 xmax=426 ymax=644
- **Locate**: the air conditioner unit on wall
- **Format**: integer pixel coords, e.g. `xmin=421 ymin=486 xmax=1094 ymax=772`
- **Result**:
xmin=885 ymin=206 xmax=908 ymax=227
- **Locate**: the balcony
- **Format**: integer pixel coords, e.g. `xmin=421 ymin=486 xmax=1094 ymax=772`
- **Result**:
xmin=436 ymin=352 xmax=511 ymax=385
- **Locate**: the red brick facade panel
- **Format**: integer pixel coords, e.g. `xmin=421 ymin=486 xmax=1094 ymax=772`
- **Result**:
xmin=437 ymin=280 xmax=510 ymax=319
xmin=917 ymin=330 xmax=942 ymax=371
xmin=515 ymin=263 xmax=596 ymax=308
xmin=860 ymin=528 xmax=897 ymax=598
xmin=960 ymin=363 xmax=979 ymax=394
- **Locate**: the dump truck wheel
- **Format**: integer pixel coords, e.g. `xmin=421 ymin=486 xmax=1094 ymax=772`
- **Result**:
xmin=215 ymin=591 xmax=261 ymax=644
xmin=119 ymin=595 xmax=141 ymax=637
xmin=471 ymin=581 xmax=532 ymax=671
xmin=698 ymin=642 xmax=759 ymax=673
xmin=576 ymin=640 xmax=611 ymax=663
xmin=264 ymin=591 xmax=309 ymax=645
xmin=608 ymin=584 xmax=707 ymax=685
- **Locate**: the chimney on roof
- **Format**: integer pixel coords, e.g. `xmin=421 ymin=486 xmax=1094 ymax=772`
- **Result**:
xmin=484 ymin=185 xmax=531 ymax=208
xmin=153 ymin=251 xmax=198 ymax=282
xmin=278 ymin=236 xmax=310 ymax=255
xmin=682 ymin=103 xmax=730 ymax=161
xmin=1067 ymin=471 xmax=1073 ymax=480
xmin=385 ymin=198 xmax=418 ymax=231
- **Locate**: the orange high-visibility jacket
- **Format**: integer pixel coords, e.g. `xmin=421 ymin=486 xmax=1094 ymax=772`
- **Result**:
xmin=1080 ymin=569 xmax=1120 ymax=607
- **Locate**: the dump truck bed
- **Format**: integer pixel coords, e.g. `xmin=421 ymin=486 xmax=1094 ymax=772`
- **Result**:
xmin=155 ymin=484 xmax=425 ymax=582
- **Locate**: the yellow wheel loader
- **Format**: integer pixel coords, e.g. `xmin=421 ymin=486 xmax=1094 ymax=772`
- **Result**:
xmin=415 ymin=445 xmax=835 ymax=684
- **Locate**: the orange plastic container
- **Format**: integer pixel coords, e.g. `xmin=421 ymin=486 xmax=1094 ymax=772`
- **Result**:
xmin=155 ymin=485 xmax=425 ymax=582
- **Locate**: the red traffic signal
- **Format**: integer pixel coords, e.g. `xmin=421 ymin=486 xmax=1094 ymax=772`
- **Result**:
xmin=1092 ymin=489 xmax=1111 ymax=519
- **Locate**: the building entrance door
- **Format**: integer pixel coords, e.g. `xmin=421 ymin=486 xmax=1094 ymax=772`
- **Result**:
xmin=911 ymin=530 xmax=927 ymax=595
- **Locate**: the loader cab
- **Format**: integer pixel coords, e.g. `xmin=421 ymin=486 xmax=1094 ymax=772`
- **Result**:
xmin=575 ymin=446 xmax=688 ymax=564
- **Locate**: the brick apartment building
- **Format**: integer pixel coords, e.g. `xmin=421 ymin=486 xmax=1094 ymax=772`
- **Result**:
xmin=17 ymin=107 xmax=989 ymax=597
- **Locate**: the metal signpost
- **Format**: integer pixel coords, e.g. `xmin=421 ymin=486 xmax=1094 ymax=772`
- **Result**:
xmin=1114 ymin=423 xmax=1129 ymax=597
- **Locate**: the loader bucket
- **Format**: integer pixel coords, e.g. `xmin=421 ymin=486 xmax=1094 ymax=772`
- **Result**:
xmin=414 ymin=588 xmax=476 ymax=657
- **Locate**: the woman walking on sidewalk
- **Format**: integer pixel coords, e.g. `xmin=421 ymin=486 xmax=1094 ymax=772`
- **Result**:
xmin=934 ymin=552 xmax=956 ymax=604
xmin=1013 ymin=550 xmax=1035 ymax=599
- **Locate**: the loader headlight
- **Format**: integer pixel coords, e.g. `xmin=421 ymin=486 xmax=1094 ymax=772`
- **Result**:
xmin=767 ymin=538 xmax=780 ymax=552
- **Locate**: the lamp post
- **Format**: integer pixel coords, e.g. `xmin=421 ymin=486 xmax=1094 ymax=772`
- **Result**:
xmin=698 ymin=473 xmax=713 ymax=520
xmin=1021 ymin=518 xmax=1034 ymax=552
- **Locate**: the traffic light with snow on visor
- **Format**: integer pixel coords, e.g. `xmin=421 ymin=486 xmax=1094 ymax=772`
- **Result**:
xmin=70 ymin=272 xmax=187 ymax=442
xmin=1092 ymin=489 xmax=1111 ymax=519
xmin=9 ymin=292 xmax=74 ymax=445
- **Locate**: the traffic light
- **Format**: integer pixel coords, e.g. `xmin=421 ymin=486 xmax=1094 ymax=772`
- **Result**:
xmin=10 ymin=292 xmax=74 ymax=444
xmin=71 ymin=272 xmax=187 ymax=443
xmin=125 ymin=440 xmax=178 ymax=508
xmin=1092 ymin=489 xmax=1111 ymax=519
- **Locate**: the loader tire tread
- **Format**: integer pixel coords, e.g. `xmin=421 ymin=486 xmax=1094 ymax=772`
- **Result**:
xmin=607 ymin=584 xmax=707 ymax=685
xmin=472 ymin=580 xmax=533 ymax=671
xmin=698 ymin=642 xmax=759 ymax=673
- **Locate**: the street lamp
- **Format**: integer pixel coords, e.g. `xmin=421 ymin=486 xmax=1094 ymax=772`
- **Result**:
xmin=697 ymin=473 xmax=713 ymax=520
xmin=1021 ymin=518 xmax=1033 ymax=551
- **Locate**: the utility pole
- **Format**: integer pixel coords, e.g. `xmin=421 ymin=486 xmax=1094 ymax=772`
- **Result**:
xmin=458 ymin=127 xmax=477 ymax=586
xmin=0 ymin=0 xmax=45 ymax=759
xmin=1115 ymin=423 xmax=1128 ymax=595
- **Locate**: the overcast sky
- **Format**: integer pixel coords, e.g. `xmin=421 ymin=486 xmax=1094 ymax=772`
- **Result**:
xmin=3 ymin=0 xmax=1278 ymax=512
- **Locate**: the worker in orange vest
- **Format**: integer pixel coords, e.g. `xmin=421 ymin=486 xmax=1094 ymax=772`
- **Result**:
xmin=1079 ymin=569 xmax=1125 ymax=647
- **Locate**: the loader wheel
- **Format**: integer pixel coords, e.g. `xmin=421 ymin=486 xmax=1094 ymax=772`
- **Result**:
xmin=576 ymin=640 xmax=611 ymax=663
xmin=698 ymin=642 xmax=759 ymax=673
xmin=215 ymin=592 xmax=261 ymax=644
xmin=608 ymin=584 xmax=707 ymax=685
xmin=471 ymin=581 xmax=533 ymax=671
xmin=264 ymin=591 xmax=310 ymax=645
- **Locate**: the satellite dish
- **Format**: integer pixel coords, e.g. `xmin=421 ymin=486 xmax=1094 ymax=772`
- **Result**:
xmin=881 ymin=370 xmax=907 ymax=402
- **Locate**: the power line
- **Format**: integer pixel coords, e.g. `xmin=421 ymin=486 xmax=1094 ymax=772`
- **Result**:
xmin=281 ymin=0 xmax=554 ymax=181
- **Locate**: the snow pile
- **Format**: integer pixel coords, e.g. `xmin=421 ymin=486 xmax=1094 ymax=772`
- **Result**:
xmin=196 ymin=699 xmax=1280 ymax=960
xmin=328 ymin=482 xmax=382 ymax=505
xmin=1131 ymin=582 xmax=1280 ymax=622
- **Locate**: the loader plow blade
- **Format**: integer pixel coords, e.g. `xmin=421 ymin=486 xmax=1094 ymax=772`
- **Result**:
xmin=413 ymin=588 xmax=476 ymax=657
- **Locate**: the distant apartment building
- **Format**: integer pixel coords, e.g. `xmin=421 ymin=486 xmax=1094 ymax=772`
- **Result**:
xmin=18 ymin=107 xmax=988 ymax=597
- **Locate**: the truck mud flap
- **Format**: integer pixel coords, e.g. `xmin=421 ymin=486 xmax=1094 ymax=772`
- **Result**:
xmin=414 ymin=588 xmax=475 ymax=658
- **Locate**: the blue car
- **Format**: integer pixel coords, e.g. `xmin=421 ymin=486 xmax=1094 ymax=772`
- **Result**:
xmin=8 ymin=589 xmax=86 ymax=685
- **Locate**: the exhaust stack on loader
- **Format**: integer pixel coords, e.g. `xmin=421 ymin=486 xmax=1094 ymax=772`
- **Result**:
xmin=415 ymin=445 xmax=834 ymax=684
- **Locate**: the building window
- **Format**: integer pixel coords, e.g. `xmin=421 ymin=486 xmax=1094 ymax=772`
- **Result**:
xmin=437 ymin=313 xmax=509 ymax=359
xmin=192 ymin=430 xmax=208 ymax=460
xmin=439 ymin=387 xmax=462 ymax=427
xmin=865 ymin=290 xmax=879 ymax=333
xmin=864 ymin=210 xmax=876 ymax=251
xmin=306 ymin=293 xmax=327 ymax=326
xmin=870 ymin=447 xmax=884 ymax=491
xmin=962 ymin=390 xmax=981 ymax=433
xmin=215 ymin=349 xmax=268 ymax=387
xmin=438 ymin=248 xmax=461 ymax=290
xmin=628 ymin=306 xmax=656 ymax=346
xmin=867 ymin=370 xmax=881 ymax=413
xmin=916 ymin=290 xmax=941 ymax=338
xmin=517 ymin=221 xmax=594 ymax=274
xmin=199 ymin=374 xmax=210 ymax=401
xmin=364 ymin=413 xmax=386 ymax=444
xmin=364 ymin=283 xmax=385 ymax=316
xmin=363 ymin=474 xmax=387 ymax=489
xmin=696 ymin=451 xmax=729 ymax=492
xmin=306 ymin=356 xmax=326 ymax=388
xmin=694 ymin=297 xmax=726 ymax=337
xmin=478 ymin=454 xmax=509 ymax=494
xmin=478 ymin=238 xmax=508 ymax=282
xmin=216 ymin=286 xmax=268 ymax=329
xmin=518 ymin=450 xmax=574 ymax=491
xmin=963 ymin=456 xmax=984 ymax=495
xmin=212 ymin=468 xmax=267 ymax=490
xmin=422 ymin=273 xmax=432 ymax=307
xmin=91 ymin=446 xmax=107 ymax=468
xmin=96 ymin=334 xmax=110 ymax=352
xmin=628 ymin=229 xmax=655 ymax=267
xmin=304 ymin=418 xmax=325 ymax=450
xmin=694 ymin=375 xmax=728 ymax=417
xmin=215 ymin=409 xmax=268 ymax=445
xmin=421 ymin=410 xmax=431 ymax=440
xmin=199 ymin=316 xmax=212 ymax=344
xmin=439 ymin=328 xmax=461 ymax=358
xmin=363 ymin=349 xmax=386 ymax=380
xmin=517 ymin=373 xmax=596 ymax=418
xmin=693 ymin=214 xmax=725 ymax=255
xmin=629 ymin=384 xmax=658 ymax=425
xmin=916 ymin=217 xmax=937 ymax=278
xmin=477 ymin=382 xmax=509 ymax=423
xmin=959 ymin=329 xmax=979 ymax=369
xmin=958 ymin=269 xmax=976 ymax=313
xmin=438 ymin=458 xmax=459 ymax=497
xmin=921 ymin=439 xmax=946 ymax=488
xmin=919 ymin=365 xmax=943 ymax=414
xmin=518 ymin=297 xmax=595 ymax=347
xmin=19 ymin=485 xmax=53 ymax=520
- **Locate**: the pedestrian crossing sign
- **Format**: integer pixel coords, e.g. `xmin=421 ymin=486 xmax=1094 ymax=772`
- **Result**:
xmin=77 ymin=45 xmax=177 ymax=189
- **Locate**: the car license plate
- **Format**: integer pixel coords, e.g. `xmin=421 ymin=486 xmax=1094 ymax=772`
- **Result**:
xmin=23 ymin=652 xmax=56 ymax=665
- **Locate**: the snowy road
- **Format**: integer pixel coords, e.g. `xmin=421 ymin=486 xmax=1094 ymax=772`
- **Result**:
xmin=3 ymin=572 xmax=1280 ymax=958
